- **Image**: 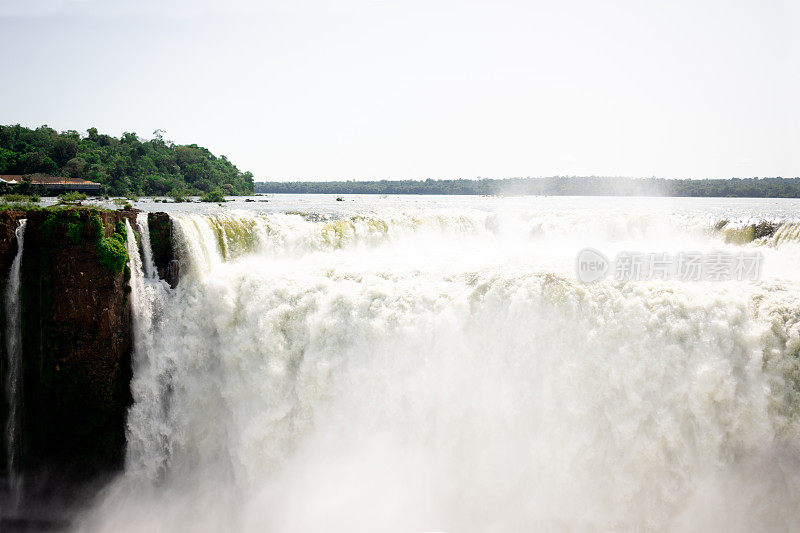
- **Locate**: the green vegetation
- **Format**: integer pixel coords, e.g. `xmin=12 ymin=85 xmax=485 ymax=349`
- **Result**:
xmin=256 ymin=176 xmax=800 ymax=198
xmin=65 ymin=210 xmax=87 ymax=244
xmin=200 ymin=189 xmax=226 ymax=203
xmin=3 ymin=193 xmax=28 ymax=202
xmin=111 ymin=197 xmax=133 ymax=210
xmin=0 ymin=202 xmax=46 ymax=212
xmin=0 ymin=124 xmax=255 ymax=196
xmin=169 ymin=190 xmax=188 ymax=203
xmin=2 ymin=193 xmax=39 ymax=203
xmin=97 ymin=220 xmax=129 ymax=273
xmin=37 ymin=208 xmax=130 ymax=273
xmin=0 ymin=192 xmax=43 ymax=210
xmin=58 ymin=191 xmax=87 ymax=204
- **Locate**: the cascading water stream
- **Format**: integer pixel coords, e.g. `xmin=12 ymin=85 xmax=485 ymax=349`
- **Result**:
xmin=136 ymin=213 xmax=157 ymax=280
xmin=124 ymin=218 xmax=173 ymax=480
xmin=4 ymin=219 xmax=26 ymax=511
xmin=81 ymin=205 xmax=800 ymax=533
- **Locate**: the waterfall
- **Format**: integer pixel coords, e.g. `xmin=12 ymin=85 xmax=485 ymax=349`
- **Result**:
xmin=124 ymin=219 xmax=173 ymax=481
xmin=136 ymin=213 xmax=157 ymax=279
xmin=4 ymin=219 xmax=26 ymax=509
xmin=82 ymin=207 xmax=800 ymax=532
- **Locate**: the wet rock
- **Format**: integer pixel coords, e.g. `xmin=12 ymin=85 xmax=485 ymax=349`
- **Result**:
xmin=753 ymin=221 xmax=779 ymax=240
xmin=148 ymin=212 xmax=177 ymax=285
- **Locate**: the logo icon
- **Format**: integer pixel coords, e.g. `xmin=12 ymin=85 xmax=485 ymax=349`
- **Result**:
xmin=576 ymin=248 xmax=610 ymax=283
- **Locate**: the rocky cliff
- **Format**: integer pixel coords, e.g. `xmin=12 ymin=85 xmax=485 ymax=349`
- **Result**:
xmin=20 ymin=208 xmax=138 ymax=477
xmin=148 ymin=211 xmax=179 ymax=288
xmin=0 ymin=207 xmax=155 ymax=520
xmin=0 ymin=207 xmax=180 ymax=526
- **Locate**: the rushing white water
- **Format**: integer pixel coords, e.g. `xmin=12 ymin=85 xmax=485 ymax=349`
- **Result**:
xmin=4 ymin=219 xmax=26 ymax=509
xmin=135 ymin=213 xmax=158 ymax=280
xmin=124 ymin=218 xmax=173 ymax=481
xmin=81 ymin=201 xmax=800 ymax=532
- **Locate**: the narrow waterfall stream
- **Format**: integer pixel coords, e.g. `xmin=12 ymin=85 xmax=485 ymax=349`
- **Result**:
xmin=4 ymin=219 xmax=26 ymax=512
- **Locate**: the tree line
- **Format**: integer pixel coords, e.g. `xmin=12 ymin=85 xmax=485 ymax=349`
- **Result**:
xmin=0 ymin=124 xmax=254 ymax=196
xmin=255 ymin=176 xmax=800 ymax=198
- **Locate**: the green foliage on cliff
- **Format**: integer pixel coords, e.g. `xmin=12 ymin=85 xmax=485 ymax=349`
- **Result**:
xmin=95 ymin=215 xmax=129 ymax=273
xmin=38 ymin=209 xmax=130 ymax=273
xmin=88 ymin=210 xmax=104 ymax=240
xmin=0 ymin=124 xmax=255 ymax=197
xmin=98 ymin=235 xmax=128 ymax=273
xmin=66 ymin=210 xmax=86 ymax=244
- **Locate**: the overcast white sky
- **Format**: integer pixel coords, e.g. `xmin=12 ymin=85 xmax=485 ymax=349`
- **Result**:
xmin=0 ymin=0 xmax=797 ymax=180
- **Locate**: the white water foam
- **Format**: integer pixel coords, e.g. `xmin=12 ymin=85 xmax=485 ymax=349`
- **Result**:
xmin=79 ymin=207 xmax=800 ymax=532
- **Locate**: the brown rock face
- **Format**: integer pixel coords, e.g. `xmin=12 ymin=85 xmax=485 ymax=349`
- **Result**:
xmin=0 ymin=210 xmax=27 ymax=275
xmin=148 ymin=211 xmax=179 ymax=287
xmin=9 ymin=208 xmax=138 ymax=485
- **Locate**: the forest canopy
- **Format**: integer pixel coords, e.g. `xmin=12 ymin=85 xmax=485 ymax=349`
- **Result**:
xmin=0 ymin=124 xmax=254 ymax=196
xmin=255 ymin=176 xmax=800 ymax=198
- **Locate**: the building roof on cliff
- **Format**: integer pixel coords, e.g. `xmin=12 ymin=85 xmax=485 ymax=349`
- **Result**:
xmin=0 ymin=174 xmax=100 ymax=186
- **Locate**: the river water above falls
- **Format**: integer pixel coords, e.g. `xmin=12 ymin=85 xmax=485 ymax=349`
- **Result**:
xmin=77 ymin=196 xmax=800 ymax=532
